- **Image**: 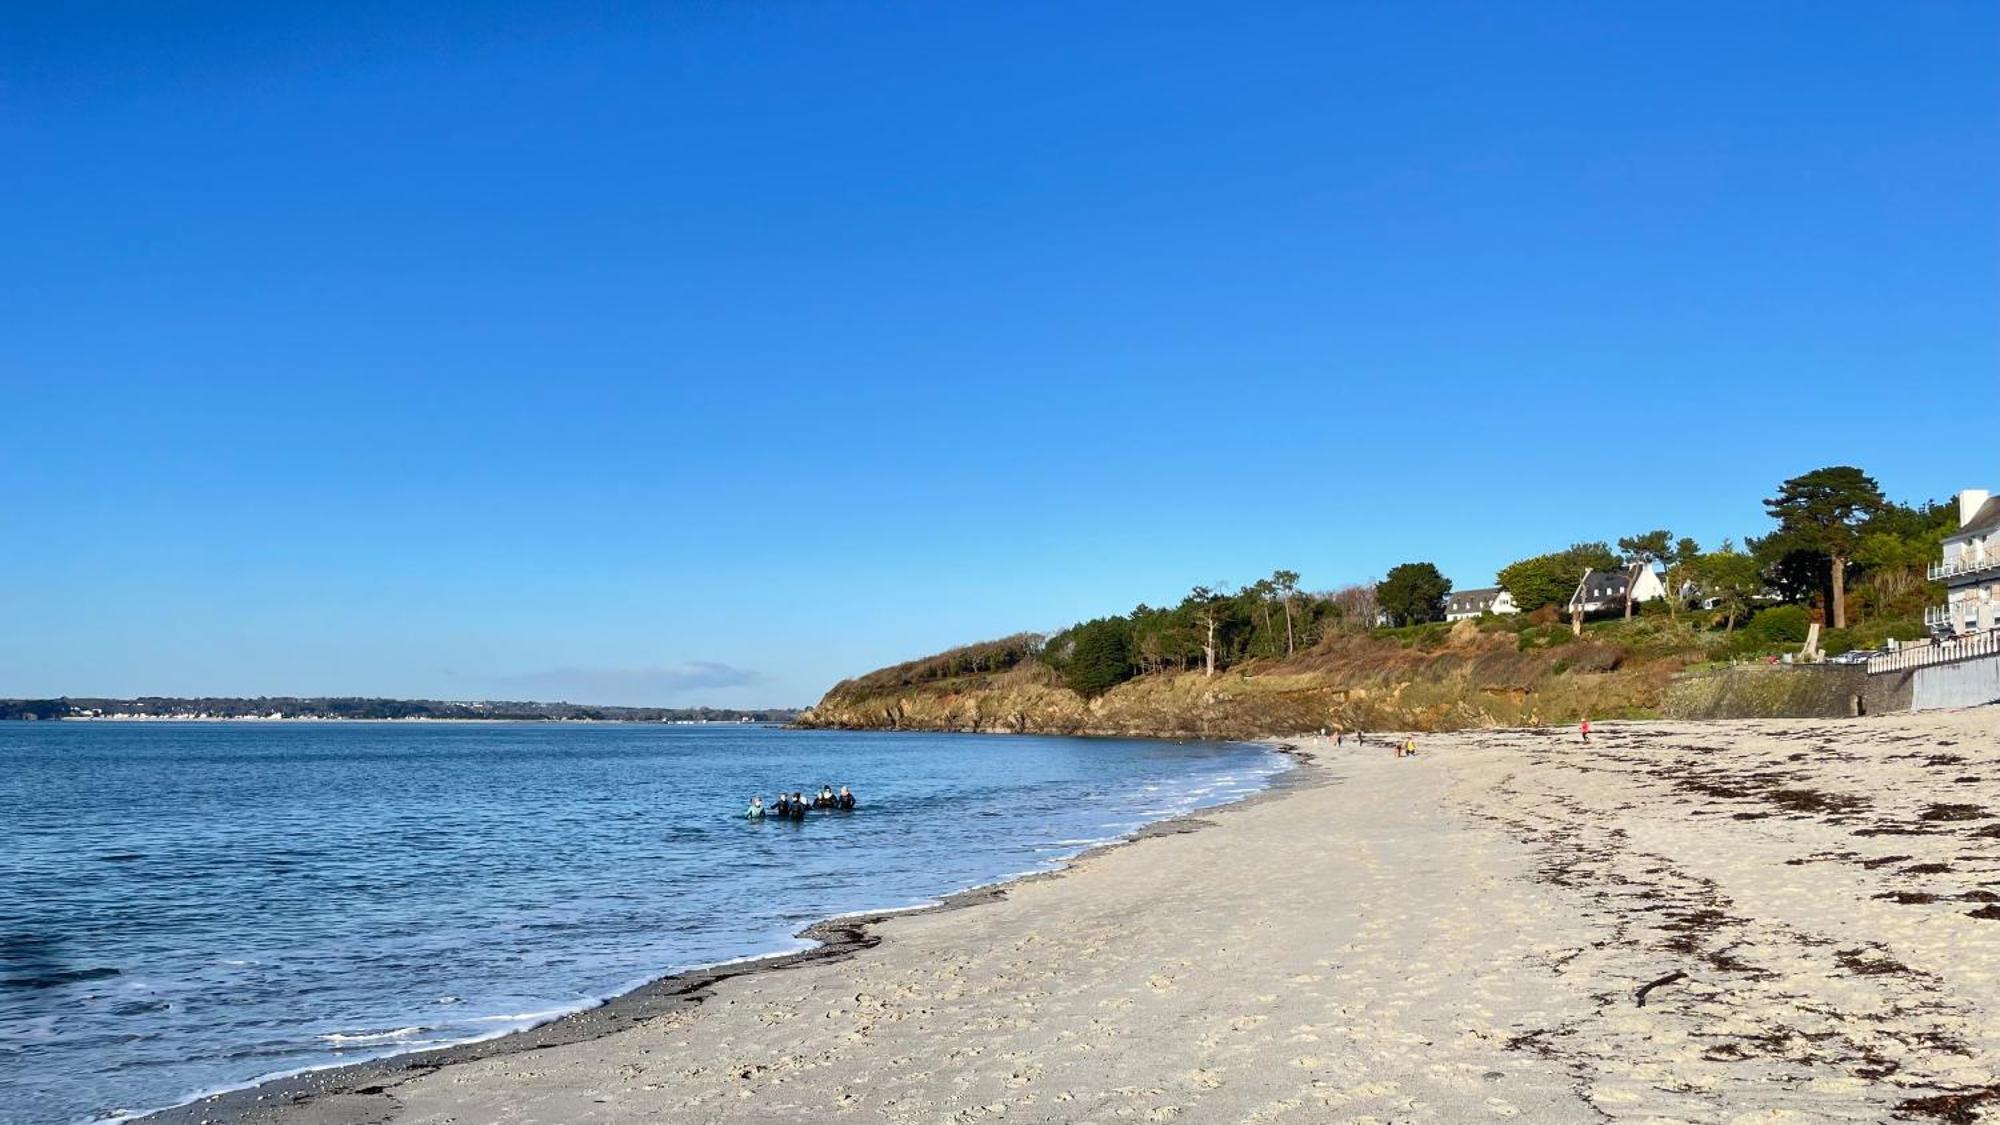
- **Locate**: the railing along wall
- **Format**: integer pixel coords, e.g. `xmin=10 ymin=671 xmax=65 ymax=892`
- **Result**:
xmin=1868 ymin=630 xmax=2000 ymax=675
xmin=1930 ymin=555 xmax=2000 ymax=581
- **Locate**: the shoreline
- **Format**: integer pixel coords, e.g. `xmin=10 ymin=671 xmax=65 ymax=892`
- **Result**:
xmin=134 ymin=713 xmax=2000 ymax=1122
xmin=145 ymin=708 xmax=2000 ymax=1120
xmin=130 ymin=742 xmax=1310 ymax=1125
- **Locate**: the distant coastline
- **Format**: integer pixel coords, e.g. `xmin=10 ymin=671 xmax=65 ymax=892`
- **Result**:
xmin=0 ymin=697 xmax=803 ymax=723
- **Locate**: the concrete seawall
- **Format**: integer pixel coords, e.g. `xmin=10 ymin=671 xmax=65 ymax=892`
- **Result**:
xmin=1910 ymin=650 xmax=2000 ymax=711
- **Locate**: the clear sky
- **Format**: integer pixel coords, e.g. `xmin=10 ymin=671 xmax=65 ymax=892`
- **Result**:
xmin=4 ymin=2 xmax=1996 ymax=707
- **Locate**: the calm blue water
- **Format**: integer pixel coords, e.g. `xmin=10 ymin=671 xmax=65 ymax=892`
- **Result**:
xmin=0 ymin=722 xmax=1286 ymax=1124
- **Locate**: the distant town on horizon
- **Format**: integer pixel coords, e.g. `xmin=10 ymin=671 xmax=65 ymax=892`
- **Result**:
xmin=0 ymin=697 xmax=804 ymax=723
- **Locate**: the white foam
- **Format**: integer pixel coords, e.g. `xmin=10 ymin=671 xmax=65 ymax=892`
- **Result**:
xmin=458 ymin=1007 xmax=579 ymax=1026
xmin=317 ymin=1026 xmax=428 ymax=1045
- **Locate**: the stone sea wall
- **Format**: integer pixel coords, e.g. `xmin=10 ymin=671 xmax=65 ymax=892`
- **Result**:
xmin=1662 ymin=664 xmax=1874 ymax=720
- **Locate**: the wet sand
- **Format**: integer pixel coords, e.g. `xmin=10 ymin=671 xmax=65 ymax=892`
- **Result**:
xmin=152 ymin=710 xmax=2000 ymax=1124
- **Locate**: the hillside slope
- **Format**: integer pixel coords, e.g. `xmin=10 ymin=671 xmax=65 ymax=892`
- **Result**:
xmin=798 ymin=620 xmax=1699 ymax=737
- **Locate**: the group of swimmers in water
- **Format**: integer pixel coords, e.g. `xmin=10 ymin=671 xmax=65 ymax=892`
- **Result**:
xmin=745 ymin=785 xmax=855 ymax=820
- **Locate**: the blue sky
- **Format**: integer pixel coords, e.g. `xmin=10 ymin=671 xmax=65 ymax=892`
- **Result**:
xmin=4 ymin=2 xmax=1996 ymax=706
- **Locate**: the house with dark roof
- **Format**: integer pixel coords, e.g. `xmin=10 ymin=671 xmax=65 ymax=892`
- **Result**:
xmin=1929 ymin=488 xmax=2000 ymax=634
xmin=1567 ymin=562 xmax=1667 ymax=617
xmin=1445 ymin=587 xmax=1517 ymax=622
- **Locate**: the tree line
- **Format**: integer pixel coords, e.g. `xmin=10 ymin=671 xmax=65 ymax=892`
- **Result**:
xmin=1038 ymin=571 xmax=1380 ymax=697
xmin=1030 ymin=464 xmax=1953 ymax=698
xmin=1368 ymin=465 xmax=1951 ymax=634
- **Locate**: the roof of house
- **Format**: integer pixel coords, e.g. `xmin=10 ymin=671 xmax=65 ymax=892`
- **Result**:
xmin=1450 ymin=586 xmax=1503 ymax=601
xmin=1570 ymin=564 xmax=1644 ymax=604
xmin=1950 ymin=495 xmax=2000 ymax=540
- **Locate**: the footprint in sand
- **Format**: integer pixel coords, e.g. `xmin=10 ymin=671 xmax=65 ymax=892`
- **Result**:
xmin=1184 ymin=1069 xmax=1223 ymax=1089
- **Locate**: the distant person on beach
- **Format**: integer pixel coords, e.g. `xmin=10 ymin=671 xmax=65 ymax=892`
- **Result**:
xmin=746 ymin=796 xmax=765 ymax=819
xmin=838 ymin=785 xmax=856 ymax=810
xmin=1580 ymin=718 xmax=1592 ymax=744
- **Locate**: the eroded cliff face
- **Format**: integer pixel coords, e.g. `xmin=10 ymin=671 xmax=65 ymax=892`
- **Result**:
xmin=798 ymin=623 xmax=1692 ymax=737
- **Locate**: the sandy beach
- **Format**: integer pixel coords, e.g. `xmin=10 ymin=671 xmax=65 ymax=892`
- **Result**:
xmin=154 ymin=709 xmax=2000 ymax=1124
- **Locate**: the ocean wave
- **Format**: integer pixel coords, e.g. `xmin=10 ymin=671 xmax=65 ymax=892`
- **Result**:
xmin=458 ymin=1007 xmax=580 ymax=1026
xmin=317 ymin=1026 xmax=429 ymax=1045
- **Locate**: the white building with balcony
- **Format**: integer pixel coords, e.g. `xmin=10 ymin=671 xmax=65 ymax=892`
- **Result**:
xmin=1929 ymin=488 xmax=2000 ymax=635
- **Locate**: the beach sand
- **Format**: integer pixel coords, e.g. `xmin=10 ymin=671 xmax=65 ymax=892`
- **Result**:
xmin=162 ymin=709 xmax=2000 ymax=1124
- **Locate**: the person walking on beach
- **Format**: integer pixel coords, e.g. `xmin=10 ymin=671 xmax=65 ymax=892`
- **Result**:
xmin=1580 ymin=717 xmax=1592 ymax=744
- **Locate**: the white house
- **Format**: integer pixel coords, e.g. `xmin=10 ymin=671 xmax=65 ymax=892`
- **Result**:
xmin=1568 ymin=563 xmax=1667 ymax=617
xmin=1929 ymin=488 xmax=2000 ymax=635
xmin=1445 ymin=586 xmax=1518 ymax=622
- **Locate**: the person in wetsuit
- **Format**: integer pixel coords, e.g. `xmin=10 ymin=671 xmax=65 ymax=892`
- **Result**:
xmin=837 ymin=785 xmax=856 ymax=810
xmin=789 ymin=792 xmax=808 ymax=820
xmin=746 ymin=796 xmax=766 ymax=819
xmin=771 ymin=793 xmax=791 ymax=817
xmin=816 ymin=785 xmax=835 ymax=808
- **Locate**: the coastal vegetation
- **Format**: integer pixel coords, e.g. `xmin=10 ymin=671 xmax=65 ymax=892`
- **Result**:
xmin=1375 ymin=562 xmax=1452 ymax=626
xmin=803 ymin=464 xmax=1959 ymax=734
xmin=1497 ymin=542 xmax=1621 ymax=613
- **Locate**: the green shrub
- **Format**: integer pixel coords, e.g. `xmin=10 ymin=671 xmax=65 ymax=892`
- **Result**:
xmin=1516 ymin=624 xmax=1579 ymax=651
xmin=1372 ymin=621 xmax=1453 ymax=649
xmin=1743 ymin=604 xmax=1811 ymax=645
xmin=1822 ymin=616 xmax=1927 ymax=655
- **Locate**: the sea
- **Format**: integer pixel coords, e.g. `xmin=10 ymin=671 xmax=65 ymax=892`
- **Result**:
xmin=0 ymin=721 xmax=1289 ymax=1124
